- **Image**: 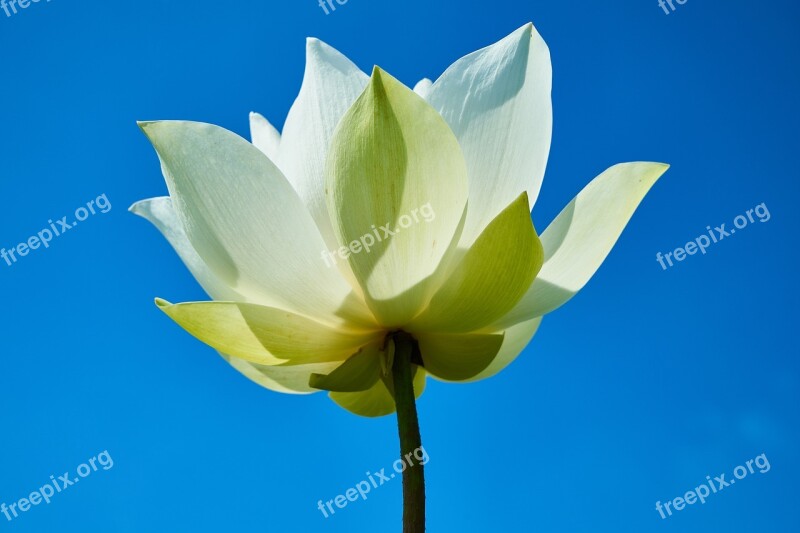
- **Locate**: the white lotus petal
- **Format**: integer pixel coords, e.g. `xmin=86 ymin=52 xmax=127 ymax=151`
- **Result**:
xmin=129 ymin=196 xmax=245 ymax=302
xmin=249 ymin=112 xmax=281 ymax=163
xmin=279 ymin=38 xmax=369 ymax=251
xmin=495 ymin=162 xmax=669 ymax=328
xmin=427 ymin=23 xmax=553 ymax=247
xmin=413 ymin=78 xmax=433 ymax=99
xmin=129 ymin=197 xmax=337 ymax=390
xmin=139 ymin=120 xmax=373 ymax=327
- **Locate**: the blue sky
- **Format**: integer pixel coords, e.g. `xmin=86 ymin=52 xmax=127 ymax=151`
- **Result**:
xmin=1 ymin=0 xmax=798 ymax=531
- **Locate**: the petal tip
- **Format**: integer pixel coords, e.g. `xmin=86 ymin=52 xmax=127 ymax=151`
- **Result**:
xmin=128 ymin=200 xmax=144 ymax=215
xmin=154 ymin=297 xmax=172 ymax=309
xmin=306 ymin=36 xmax=334 ymax=58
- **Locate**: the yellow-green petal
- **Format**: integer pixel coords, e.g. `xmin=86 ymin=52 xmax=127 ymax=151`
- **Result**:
xmin=415 ymin=332 xmax=505 ymax=382
xmin=156 ymin=299 xmax=381 ymax=366
xmin=325 ymin=67 xmax=468 ymax=327
xmin=495 ymin=162 xmax=668 ymax=328
xmin=409 ymin=193 xmax=543 ymax=333
xmin=467 ymin=316 xmax=543 ymax=382
xmin=309 ymin=342 xmax=383 ymax=392
xmin=329 ymin=367 xmax=427 ymax=418
xmin=221 ymin=353 xmax=340 ymax=395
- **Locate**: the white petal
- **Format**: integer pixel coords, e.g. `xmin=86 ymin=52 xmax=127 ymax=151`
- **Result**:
xmin=129 ymin=196 xmax=245 ymax=302
xmin=279 ymin=38 xmax=369 ymax=250
xmin=427 ymin=23 xmax=553 ymax=247
xmin=130 ymin=197 xmax=345 ymax=391
xmin=495 ymin=162 xmax=669 ymax=328
xmin=249 ymin=112 xmax=281 ymax=162
xmin=139 ymin=120 xmax=373 ymax=327
xmin=413 ymin=78 xmax=433 ymax=99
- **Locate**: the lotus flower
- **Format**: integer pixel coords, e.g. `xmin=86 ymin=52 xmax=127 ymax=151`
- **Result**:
xmin=131 ymin=22 xmax=666 ymax=531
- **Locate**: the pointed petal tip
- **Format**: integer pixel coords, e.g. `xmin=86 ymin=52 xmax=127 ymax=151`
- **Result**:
xmin=154 ymin=297 xmax=171 ymax=309
xmin=128 ymin=200 xmax=144 ymax=214
xmin=249 ymin=111 xmax=269 ymax=125
xmin=616 ymin=161 xmax=671 ymax=178
xmin=306 ymin=36 xmax=335 ymax=57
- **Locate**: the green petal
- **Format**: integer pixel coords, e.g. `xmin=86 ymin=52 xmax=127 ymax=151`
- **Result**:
xmin=325 ymin=67 xmax=469 ymax=327
xmin=156 ymin=299 xmax=381 ymax=365
xmin=495 ymin=162 xmax=668 ymax=328
xmin=467 ymin=316 xmax=543 ymax=382
xmin=309 ymin=341 xmax=383 ymax=392
xmin=409 ymin=193 xmax=543 ymax=333
xmin=329 ymin=366 xmax=427 ymax=418
xmin=415 ymin=332 xmax=505 ymax=382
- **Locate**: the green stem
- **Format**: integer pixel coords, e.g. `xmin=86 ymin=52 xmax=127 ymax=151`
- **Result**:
xmin=391 ymin=332 xmax=426 ymax=533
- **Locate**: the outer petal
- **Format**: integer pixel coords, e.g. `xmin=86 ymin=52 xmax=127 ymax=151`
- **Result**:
xmin=468 ymin=317 xmax=543 ymax=381
xmin=156 ymin=299 xmax=382 ymax=366
xmin=221 ymin=355 xmax=340 ymax=395
xmin=427 ymin=23 xmax=553 ymax=247
xmin=329 ymin=367 xmax=427 ymax=418
xmin=495 ymin=162 xmax=669 ymax=329
xmin=409 ymin=193 xmax=542 ymax=333
xmin=415 ymin=332 xmax=504 ymax=382
xmin=279 ymin=38 xmax=369 ymax=250
xmin=326 ymin=68 xmax=469 ymax=326
xmin=129 ymin=196 xmax=245 ymax=302
xmin=309 ymin=341 xmax=383 ymax=392
xmin=249 ymin=112 xmax=281 ymax=162
xmin=139 ymin=120 xmax=372 ymax=327
xmin=130 ymin=197 xmax=336 ymax=393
